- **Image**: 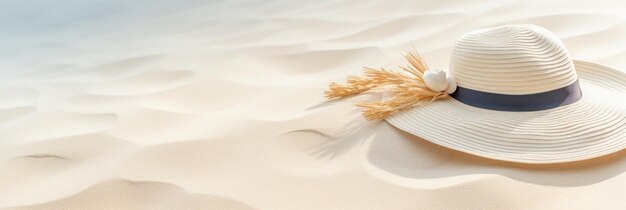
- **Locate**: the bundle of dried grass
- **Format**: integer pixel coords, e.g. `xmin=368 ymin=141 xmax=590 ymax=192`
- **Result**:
xmin=325 ymin=51 xmax=448 ymax=120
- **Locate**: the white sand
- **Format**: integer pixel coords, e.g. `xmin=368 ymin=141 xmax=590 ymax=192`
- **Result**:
xmin=1 ymin=0 xmax=626 ymax=209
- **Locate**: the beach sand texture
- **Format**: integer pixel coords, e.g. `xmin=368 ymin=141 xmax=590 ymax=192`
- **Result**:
xmin=1 ymin=0 xmax=626 ymax=209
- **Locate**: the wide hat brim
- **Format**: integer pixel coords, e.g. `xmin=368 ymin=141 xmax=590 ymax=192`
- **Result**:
xmin=386 ymin=60 xmax=626 ymax=164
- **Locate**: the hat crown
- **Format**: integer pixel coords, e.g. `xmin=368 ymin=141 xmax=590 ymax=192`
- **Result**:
xmin=449 ymin=24 xmax=578 ymax=95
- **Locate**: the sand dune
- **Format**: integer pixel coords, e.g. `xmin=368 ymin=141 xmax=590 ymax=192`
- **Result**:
xmin=324 ymin=13 xmax=465 ymax=47
xmin=5 ymin=180 xmax=253 ymax=210
xmin=260 ymin=47 xmax=385 ymax=75
xmin=0 ymin=112 xmax=116 ymax=146
xmin=2 ymin=0 xmax=626 ymax=209
xmin=0 ymin=133 xmax=136 ymax=207
xmin=85 ymin=71 xmax=194 ymax=95
xmin=0 ymin=87 xmax=38 ymax=109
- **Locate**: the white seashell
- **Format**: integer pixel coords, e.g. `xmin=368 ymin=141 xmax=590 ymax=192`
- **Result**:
xmin=446 ymin=73 xmax=457 ymax=94
xmin=423 ymin=69 xmax=448 ymax=92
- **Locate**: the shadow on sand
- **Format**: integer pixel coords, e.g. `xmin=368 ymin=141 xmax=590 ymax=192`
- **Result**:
xmin=365 ymin=122 xmax=626 ymax=187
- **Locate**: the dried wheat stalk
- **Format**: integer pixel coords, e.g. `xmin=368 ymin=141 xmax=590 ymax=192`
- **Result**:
xmin=325 ymin=51 xmax=448 ymax=120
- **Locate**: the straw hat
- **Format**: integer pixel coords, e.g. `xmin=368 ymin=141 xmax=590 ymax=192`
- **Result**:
xmin=326 ymin=24 xmax=626 ymax=164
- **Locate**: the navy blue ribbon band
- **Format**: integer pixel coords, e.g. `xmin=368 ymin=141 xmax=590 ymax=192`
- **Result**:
xmin=449 ymin=80 xmax=583 ymax=112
